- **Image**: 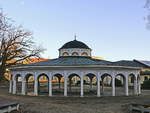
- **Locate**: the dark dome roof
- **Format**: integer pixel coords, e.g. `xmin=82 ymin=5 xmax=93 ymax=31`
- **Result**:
xmin=60 ymin=40 xmax=91 ymax=49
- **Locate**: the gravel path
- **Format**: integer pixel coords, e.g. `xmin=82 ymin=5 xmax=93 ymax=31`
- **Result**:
xmin=0 ymin=86 xmax=150 ymax=113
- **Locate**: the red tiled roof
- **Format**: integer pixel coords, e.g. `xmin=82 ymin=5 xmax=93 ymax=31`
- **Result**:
xmin=28 ymin=58 xmax=49 ymax=63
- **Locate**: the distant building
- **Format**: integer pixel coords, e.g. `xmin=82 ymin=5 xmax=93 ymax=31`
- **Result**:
xmin=133 ymin=60 xmax=150 ymax=83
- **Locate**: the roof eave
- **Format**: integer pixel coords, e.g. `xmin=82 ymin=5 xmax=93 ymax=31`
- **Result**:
xmin=10 ymin=65 xmax=141 ymax=70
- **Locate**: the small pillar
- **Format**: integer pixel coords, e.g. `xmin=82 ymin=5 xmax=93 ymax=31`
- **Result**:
xmin=13 ymin=80 xmax=16 ymax=94
xmin=134 ymin=77 xmax=138 ymax=95
xmin=49 ymin=76 xmax=52 ymax=96
xmin=34 ymin=78 xmax=38 ymax=96
xmin=125 ymin=76 xmax=129 ymax=96
xmin=102 ymin=80 xmax=104 ymax=94
xmin=64 ymin=76 xmax=67 ymax=96
xmin=80 ymin=76 xmax=84 ymax=97
xmin=97 ymin=77 xmax=101 ymax=97
xmin=9 ymin=80 xmax=13 ymax=93
xmin=138 ymin=83 xmax=141 ymax=95
xmin=137 ymin=77 xmax=141 ymax=95
xmin=22 ymin=80 xmax=26 ymax=95
xmin=112 ymin=77 xmax=115 ymax=96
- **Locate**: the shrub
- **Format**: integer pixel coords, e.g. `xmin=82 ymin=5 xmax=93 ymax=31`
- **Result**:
xmin=142 ymin=80 xmax=150 ymax=89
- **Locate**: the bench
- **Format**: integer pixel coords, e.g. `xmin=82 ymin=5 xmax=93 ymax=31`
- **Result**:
xmin=0 ymin=102 xmax=20 ymax=113
xmin=129 ymin=104 xmax=150 ymax=113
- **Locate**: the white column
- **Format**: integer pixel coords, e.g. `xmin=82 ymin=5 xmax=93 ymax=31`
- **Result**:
xmin=13 ymin=80 xmax=16 ymax=94
xmin=22 ymin=80 xmax=26 ymax=95
xmin=112 ymin=77 xmax=115 ymax=96
xmin=9 ymin=80 xmax=13 ymax=93
xmin=49 ymin=76 xmax=52 ymax=96
xmin=97 ymin=76 xmax=101 ymax=97
xmin=34 ymin=77 xmax=38 ymax=96
xmin=80 ymin=76 xmax=84 ymax=97
xmin=138 ymin=82 xmax=141 ymax=95
xmin=64 ymin=76 xmax=68 ymax=96
xmin=137 ymin=76 xmax=141 ymax=95
xmin=101 ymin=80 xmax=104 ymax=94
xmin=134 ymin=76 xmax=138 ymax=95
xmin=125 ymin=76 xmax=129 ymax=96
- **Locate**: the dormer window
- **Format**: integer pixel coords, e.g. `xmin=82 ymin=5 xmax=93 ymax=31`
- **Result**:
xmin=81 ymin=52 xmax=88 ymax=56
xmin=63 ymin=52 xmax=69 ymax=56
xmin=72 ymin=52 xmax=79 ymax=56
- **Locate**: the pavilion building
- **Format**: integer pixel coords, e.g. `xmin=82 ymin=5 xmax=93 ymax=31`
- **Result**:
xmin=9 ymin=39 xmax=144 ymax=97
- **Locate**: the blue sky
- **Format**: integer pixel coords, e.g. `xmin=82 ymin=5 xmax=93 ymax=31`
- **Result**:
xmin=0 ymin=0 xmax=149 ymax=61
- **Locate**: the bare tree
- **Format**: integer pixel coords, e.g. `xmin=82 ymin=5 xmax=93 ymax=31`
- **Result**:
xmin=145 ymin=0 xmax=150 ymax=9
xmin=0 ymin=10 xmax=44 ymax=81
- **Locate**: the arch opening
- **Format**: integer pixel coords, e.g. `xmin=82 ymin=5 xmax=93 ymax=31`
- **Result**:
xmin=101 ymin=74 xmax=112 ymax=96
xmin=52 ymin=74 xmax=64 ymax=95
xmin=25 ymin=74 xmax=34 ymax=96
xmin=68 ymin=74 xmax=80 ymax=96
xmin=38 ymin=74 xmax=49 ymax=95
xmin=84 ymin=73 xmax=97 ymax=96
xmin=115 ymin=74 xmax=126 ymax=96
xmin=15 ymin=74 xmax=22 ymax=94
xmin=128 ymin=74 xmax=136 ymax=95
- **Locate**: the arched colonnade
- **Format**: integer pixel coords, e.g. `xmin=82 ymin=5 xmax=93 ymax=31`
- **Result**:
xmin=9 ymin=70 xmax=141 ymax=97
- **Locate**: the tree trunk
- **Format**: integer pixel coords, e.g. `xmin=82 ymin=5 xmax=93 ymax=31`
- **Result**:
xmin=58 ymin=77 xmax=61 ymax=90
xmin=0 ymin=65 xmax=6 ymax=81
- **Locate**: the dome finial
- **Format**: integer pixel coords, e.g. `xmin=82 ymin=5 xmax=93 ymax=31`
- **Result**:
xmin=74 ymin=34 xmax=77 ymax=40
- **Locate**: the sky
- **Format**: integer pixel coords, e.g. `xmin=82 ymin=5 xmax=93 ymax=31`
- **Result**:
xmin=0 ymin=0 xmax=149 ymax=61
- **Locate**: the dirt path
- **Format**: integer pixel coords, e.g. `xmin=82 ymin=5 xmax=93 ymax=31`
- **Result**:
xmin=0 ymin=86 xmax=150 ymax=113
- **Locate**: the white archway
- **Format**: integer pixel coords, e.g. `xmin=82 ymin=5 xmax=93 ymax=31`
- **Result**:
xmin=15 ymin=74 xmax=22 ymax=94
xmin=83 ymin=73 xmax=97 ymax=96
xmin=128 ymin=73 xmax=137 ymax=95
xmin=115 ymin=74 xmax=126 ymax=96
xmin=25 ymin=73 xmax=35 ymax=95
xmin=37 ymin=73 xmax=49 ymax=95
xmin=67 ymin=73 xmax=81 ymax=96
xmin=101 ymin=73 xmax=112 ymax=96
xmin=52 ymin=73 xmax=64 ymax=96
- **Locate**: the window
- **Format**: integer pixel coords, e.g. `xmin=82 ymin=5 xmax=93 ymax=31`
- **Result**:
xmin=72 ymin=52 xmax=79 ymax=56
xmin=62 ymin=52 xmax=69 ymax=56
xmin=81 ymin=52 xmax=88 ymax=56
